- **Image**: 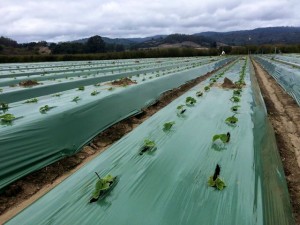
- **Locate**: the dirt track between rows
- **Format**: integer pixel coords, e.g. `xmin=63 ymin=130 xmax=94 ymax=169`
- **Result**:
xmin=252 ymin=58 xmax=300 ymax=224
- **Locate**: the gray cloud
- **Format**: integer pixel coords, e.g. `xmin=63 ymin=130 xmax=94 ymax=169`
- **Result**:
xmin=0 ymin=0 xmax=299 ymax=43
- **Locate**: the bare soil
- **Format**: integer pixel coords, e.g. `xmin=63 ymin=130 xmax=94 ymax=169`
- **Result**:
xmin=221 ymin=77 xmax=237 ymax=89
xmin=0 ymin=59 xmax=235 ymax=224
xmin=110 ymin=77 xmax=137 ymax=86
xmin=252 ymin=58 xmax=300 ymax=224
xmin=18 ymin=80 xmax=40 ymax=87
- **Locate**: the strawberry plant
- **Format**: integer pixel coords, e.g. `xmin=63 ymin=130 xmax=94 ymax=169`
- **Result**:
xmin=163 ymin=121 xmax=175 ymax=131
xmin=108 ymin=87 xmax=114 ymax=91
xmin=139 ymin=139 xmax=156 ymax=155
xmin=212 ymin=132 xmax=230 ymax=143
xmin=91 ymin=90 xmax=99 ymax=96
xmin=39 ymin=105 xmax=51 ymax=113
xmin=90 ymin=172 xmax=117 ymax=203
xmin=24 ymin=98 xmax=38 ymax=103
xmin=230 ymin=96 xmax=240 ymax=102
xmin=208 ymin=164 xmax=226 ymax=190
xmin=78 ymin=86 xmax=85 ymax=91
xmin=0 ymin=113 xmax=15 ymax=123
xmin=204 ymin=86 xmax=210 ymax=91
xmin=177 ymin=105 xmax=186 ymax=115
xmin=52 ymin=93 xmax=62 ymax=97
xmin=72 ymin=96 xmax=80 ymax=102
xmin=0 ymin=103 xmax=9 ymax=110
xmin=196 ymin=91 xmax=203 ymax=97
xmin=185 ymin=96 xmax=196 ymax=106
xmin=0 ymin=88 xmax=3 ymax=93
xmin=231 ymin=105 xmax=240 ymax=112
xmin=233 ymin=89 xmax=242 ymax=96
xmin=225 ymin=115 xmax=238 ymax=124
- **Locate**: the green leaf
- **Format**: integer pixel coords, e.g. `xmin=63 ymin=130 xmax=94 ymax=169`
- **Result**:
xmin=91 ymin=90 xmax=99 ymax=96
xmin=78 ymin=86 xmax=85 ymax=91
xmin=208 ymin=176 xmax=216 ymax=187
xmin=185 ymin=96 xmax=197 ymax=105
xmin=233 ymin=89 xmax=242 ymax=96
xmin=102 ymin=174 xmax=114 ymax=183
xmin=230 ymin=96 xmax=240 ymax=102
xmin=177 ymin=105 xmax=185 ymax=110
xmin=0 ymin=113 xmax=15 ymax=122
xmin=24 ymin=98 xmax=38 ymax=103
xmin=196 ymin=91 xmax=203 ymax=97
xmin=144 ymin=139 xmax=156 ymax=148
xmin=163 ymin=121 xmax=175 ymax=131
xmin=225 ymin=115 xmax=238 ymax=124
xmin=72 ymin=96 xmax=80 ymax=102
xmin=213 ymin=134 xmax=229 ymax=143
xmin=92 ymin=179 xmax=104 ymax=198
xmin=212 ymin=135 xmax=220 ymax=142
xmin=39 ymin=105 xmax=50 ymax=113
xmin=215 ymin=177 xmax=226 ymax=190
xmin=0 ymin=102 xmax=9 ymax=110
xmin=204 ymin=86 xmax=210 ymax=91
xmin=231 ymin=105 xmax=240 ymax=112
xmin=52 ymin=93 xmax=62 ymax=97
xmin=219 ymin=134 xmax=228 ymax=143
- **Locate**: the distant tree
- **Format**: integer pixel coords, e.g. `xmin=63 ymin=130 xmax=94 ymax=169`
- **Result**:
xmin=115 ymin=44 xmax=125 ymax=52
xmin=0 ymin=36 xmax=18 ymax=47
xmin=0 ymin=45 xmax=3 ymax=52
xmin=86 ymin=35 xmax=105 ymax=53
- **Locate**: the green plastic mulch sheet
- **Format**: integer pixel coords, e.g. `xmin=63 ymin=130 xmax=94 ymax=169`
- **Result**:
xmin=255 ymin=56 xmax=300 ymax=106
xmin=0 ymin=57 xmax=232 ymax=190
xmin=0 ymin=57 xmax=216 ymax=103
xmin=6 ymin=58 xmax=294 ymax=225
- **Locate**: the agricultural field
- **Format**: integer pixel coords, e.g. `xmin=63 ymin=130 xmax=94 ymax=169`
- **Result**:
xmin=0 ymin=56 xmax=299 ymax=224
xmin=0 ymin=56 xmax=232 ymax=190
xmin=254 ymin=55 xmax=300 ymax=105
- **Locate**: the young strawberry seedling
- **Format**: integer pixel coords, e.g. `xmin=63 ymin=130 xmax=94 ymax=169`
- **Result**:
xmin=233 ymin=89 xmax=242 ymax=96
xmin=185 ymin=96 xmax=197 ymax=106
xmin=231 ymin=105 xmax=240 ymax=112
xmin=177 ymin=105 xmax=187 ymax=115
xmin=196 ymin=91 xmax=203 ymax=97
xmin=0 ymin=113 xmax=16 ymax=123
xmin=204 ymin=86 xmax=210 ymax=91
xmin=230 ymin=96 xmax=240 ymax=103
xmin=24 ymin=98 xmax=38 ymax=104
xmin=78 ymin=86 xmax=85 ymax=91
xmin=208 ymin=164 xmax=226 ymax=190
xmin=225 ymin=115 xmax=238 ymax=125
xmin=0 ymin=103 xmax=9 ymax=110
xmin=91 ymin=90 xmax=99 ymax=96
xmin=212 ymin=132 xmax=231 ymax=143
xmin=139 ymin=139 xmax=156 ymax=155
xmin=39 ymin=105 xmax=52 ymax=113
xmin=72 ymin=96 xmax=81 ymax=102
xmin=52 ymin=93 xmax=62 ymax=97
xmin=163 ymin=121 xmax=175 ymax=131
xmin=89 ymin=172 xmax=118 ymax=203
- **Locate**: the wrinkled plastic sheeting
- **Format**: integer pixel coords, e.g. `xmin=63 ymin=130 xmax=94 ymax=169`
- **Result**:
xmin=0 ymin=57 xmax=220 ymax=103
xmin=6 ymin=58 xmax=294 ymax=225
xmin=0 ymin=57 xmax=233 ymax=190
xmin=255 ymin=56 xmax=300 ymax=106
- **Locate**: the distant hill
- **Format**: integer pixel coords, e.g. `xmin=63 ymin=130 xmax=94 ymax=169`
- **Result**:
xmin=130 ymin=34 xmax=216 ymax=49
xmin=73 ymin=35 xmax=167 ymax=47
xmin=71 ymin=27 xmax=300 ymax=49
xmin=196 ymin=27 xmax=300 ymax=45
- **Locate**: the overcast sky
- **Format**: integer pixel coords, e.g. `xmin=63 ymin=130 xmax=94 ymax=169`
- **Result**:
xmin=0 ymin=0 xmax=299 ymax=43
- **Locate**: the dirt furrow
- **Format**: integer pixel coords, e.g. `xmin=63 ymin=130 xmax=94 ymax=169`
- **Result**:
xmin=252 ymin=58 xmax=300 ymax=224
